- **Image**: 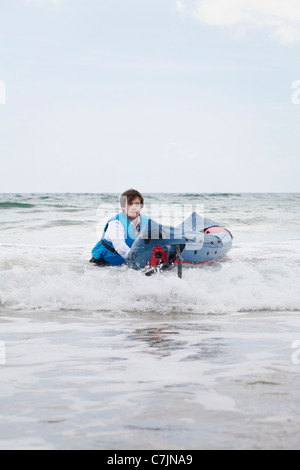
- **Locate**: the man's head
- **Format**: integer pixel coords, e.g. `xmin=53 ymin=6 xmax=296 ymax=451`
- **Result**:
xmin=120 ymin=189 xmax=144 ymax=220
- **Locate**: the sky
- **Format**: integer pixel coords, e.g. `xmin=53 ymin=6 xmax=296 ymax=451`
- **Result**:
xmin=0 ymin=0 xmax=300 ymax=193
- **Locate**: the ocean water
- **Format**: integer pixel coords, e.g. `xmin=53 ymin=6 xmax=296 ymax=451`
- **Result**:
xmin=0 ymin=192 xmax=300 ymax=449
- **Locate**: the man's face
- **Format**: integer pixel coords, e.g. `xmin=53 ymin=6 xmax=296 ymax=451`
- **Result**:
xmin=125 ymin=197 xmax=142 ymax=220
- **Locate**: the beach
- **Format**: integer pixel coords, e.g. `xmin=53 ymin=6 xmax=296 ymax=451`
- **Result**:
xmin=1 ymin=193 xmax=300 ymax=449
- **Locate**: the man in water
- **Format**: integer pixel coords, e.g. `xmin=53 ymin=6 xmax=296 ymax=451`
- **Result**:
xmin=90 ymin=189 xmax=149 ymax=266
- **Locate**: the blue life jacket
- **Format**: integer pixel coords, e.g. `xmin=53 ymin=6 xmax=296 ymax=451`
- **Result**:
xmin=92 ymin=212 xmax=149 ymax=265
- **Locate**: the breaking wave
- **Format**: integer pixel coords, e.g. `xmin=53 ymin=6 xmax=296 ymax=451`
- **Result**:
xmin=1 ymin=244 xmax=300 ymax=315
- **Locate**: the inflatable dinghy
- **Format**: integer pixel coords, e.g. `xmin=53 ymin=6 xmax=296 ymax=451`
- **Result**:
xmin=126 ymin=212 xmax=233 ymax=278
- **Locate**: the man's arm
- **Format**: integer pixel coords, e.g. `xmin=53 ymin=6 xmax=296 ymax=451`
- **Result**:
xmin=105 ymin=220 xmax=131 ymax=259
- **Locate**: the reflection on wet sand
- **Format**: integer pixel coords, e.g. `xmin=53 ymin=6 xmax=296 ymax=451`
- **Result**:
xmin=129 ymin=323 xmax=224 ymax=361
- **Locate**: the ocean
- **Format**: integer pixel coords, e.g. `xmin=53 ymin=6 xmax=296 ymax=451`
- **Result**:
xmin=0 ymin=192 xmax=300 ymax=449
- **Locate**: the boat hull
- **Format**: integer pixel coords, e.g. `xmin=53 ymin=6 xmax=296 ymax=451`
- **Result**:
xmin=126 ymin=212 xmax=233 ymax=271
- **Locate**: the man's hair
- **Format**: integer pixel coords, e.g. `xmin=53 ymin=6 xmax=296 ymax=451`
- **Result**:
xmin=120 ymin=189 xmax=144 ymax=209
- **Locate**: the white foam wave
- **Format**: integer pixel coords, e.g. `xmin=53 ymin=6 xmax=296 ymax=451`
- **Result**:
xmin=1 ymin=244 xmax=300 ymax=315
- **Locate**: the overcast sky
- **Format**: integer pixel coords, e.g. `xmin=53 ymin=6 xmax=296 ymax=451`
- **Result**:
xmin=1 ymin=0 xmax=300 ymax=193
